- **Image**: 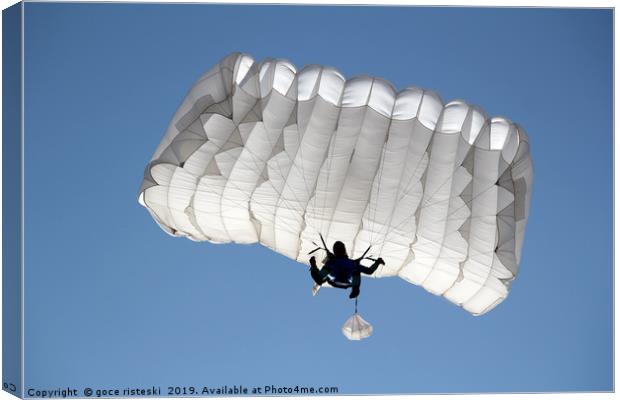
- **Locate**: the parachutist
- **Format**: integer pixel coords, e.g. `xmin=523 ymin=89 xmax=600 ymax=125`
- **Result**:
xmin=309 ymin=241 xmax=384 ymax=299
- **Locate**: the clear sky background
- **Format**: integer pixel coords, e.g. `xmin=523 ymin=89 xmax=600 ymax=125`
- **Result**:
xmin=21 ymin=3 xmax=612 ymax=394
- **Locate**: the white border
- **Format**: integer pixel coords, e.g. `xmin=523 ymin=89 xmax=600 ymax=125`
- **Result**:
xmin=0 ymin=2 xmax=615 ymax=400
xmin=20 ymin=1 xmax=24 ymax=397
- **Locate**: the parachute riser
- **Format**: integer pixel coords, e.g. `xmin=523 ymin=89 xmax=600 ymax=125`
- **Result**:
xmin=308 ymin=234 xmax=376 ymax=262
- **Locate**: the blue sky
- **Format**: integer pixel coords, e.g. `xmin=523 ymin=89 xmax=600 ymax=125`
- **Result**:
xmin=21 ymin=4 xmax=612 ymax=394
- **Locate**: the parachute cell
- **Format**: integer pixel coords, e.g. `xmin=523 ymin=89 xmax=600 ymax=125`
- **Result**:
xmin=139 ymin=52 xmax=533 ymax=316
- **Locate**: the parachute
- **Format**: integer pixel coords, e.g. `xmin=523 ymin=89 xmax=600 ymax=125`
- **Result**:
xmin=138 ymin=52 xmax=533 ymax=324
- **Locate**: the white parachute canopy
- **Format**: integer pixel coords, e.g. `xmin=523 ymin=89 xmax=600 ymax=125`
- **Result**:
xmin=139 ymin=52 xmax=533 ymax=316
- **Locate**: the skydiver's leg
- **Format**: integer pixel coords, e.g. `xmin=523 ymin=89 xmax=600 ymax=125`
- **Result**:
xmin=310 ymin=265 xmax=328 ymax=285
xmin=351 ymin=272 xmax=361 ymax=287
xmin=310 ymin=258 xmax=331 ymax=285
xmin=349 ymin=272 xmax=361 ymax=299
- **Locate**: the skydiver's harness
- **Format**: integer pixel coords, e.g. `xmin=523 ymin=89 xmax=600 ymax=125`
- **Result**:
xmin=308 ymin=234 xmax=379 ymax=289
xmin=326 ymin=277 xmax=354 ymax=289
xmin=308 ymin=234 xmax=377 ymax=338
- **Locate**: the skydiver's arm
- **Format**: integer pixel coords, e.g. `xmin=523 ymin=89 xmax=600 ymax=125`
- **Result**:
xmin=358 ymin=258 xmax=384 ymax=275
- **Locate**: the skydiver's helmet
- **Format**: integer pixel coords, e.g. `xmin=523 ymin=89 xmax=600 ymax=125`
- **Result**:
xmin=333 ymin=241 xmax=348 ymax=258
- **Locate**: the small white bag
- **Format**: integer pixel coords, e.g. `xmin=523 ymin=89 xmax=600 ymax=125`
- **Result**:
xmin=342 ymin=313 xmax=373 ymax=340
